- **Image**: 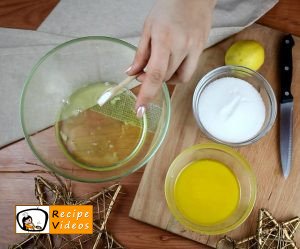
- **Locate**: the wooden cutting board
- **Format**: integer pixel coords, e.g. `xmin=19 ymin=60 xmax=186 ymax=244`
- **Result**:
xmin=129 ymin=24 xmax=300 ymax=248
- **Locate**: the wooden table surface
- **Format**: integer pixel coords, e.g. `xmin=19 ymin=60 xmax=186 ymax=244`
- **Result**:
xmin=0 ymin=1 xmax=300 ymax=248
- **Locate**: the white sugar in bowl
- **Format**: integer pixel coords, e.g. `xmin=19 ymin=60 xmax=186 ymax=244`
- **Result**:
xmin=193 ymin=66 xmax=277 ymax=146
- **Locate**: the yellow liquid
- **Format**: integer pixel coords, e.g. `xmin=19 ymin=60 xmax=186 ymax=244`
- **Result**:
xmin=174 ymin=159 xmax=240 ymax=225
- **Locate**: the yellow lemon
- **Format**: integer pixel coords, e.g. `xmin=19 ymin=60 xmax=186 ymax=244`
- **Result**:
xmin=225 ymin=40 xmax=265 ymax=71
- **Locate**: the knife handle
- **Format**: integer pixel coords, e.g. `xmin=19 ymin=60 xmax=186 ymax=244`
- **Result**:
xmin=280 ymin=34 xmax=295 ymax=103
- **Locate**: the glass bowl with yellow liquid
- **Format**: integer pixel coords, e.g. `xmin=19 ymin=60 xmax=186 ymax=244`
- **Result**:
xmin=21 ymin=37 xmax=171 ymax=182
xmin=165 ymin=143 xmax=256 ymax=235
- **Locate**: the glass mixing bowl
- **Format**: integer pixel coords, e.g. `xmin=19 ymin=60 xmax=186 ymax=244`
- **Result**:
xmin=165 ymin=143 xmax=256 ymax=235
xmin=21 ymin=37 xmax=171 ymax=182
xmin=193 ymin=66 xmax=277 ymax=146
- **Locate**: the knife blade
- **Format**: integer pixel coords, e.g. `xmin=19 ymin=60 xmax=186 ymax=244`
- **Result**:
xmin=279 ymin=34 xmax=295 ymax=179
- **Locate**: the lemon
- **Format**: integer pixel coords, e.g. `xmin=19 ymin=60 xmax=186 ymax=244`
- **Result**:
xmin=225 ymin=40 xmax=265 ymax=71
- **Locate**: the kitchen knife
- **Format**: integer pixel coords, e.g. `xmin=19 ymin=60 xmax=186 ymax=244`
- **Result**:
xmin=279 ymin=34 xmax=295 ymax=179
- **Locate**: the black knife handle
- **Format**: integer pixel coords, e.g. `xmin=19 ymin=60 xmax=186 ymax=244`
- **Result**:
xmin=280 ymin=34 xmax=295 ymax=103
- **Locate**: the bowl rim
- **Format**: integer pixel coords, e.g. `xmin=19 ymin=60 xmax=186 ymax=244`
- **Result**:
xmin=192 ymin=65 xmax=277 ymax=147
xmin=20 ymin=36 xmax=171 ymax=183
xmin=164 ymin=143 xmax=257 ymax=235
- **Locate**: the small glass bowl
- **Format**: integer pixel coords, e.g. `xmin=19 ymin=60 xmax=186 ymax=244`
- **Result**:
xmin=192 ymin=66 xmax=277 ymax=146
xmin=165 ymin=143 xmax=257 ymax=235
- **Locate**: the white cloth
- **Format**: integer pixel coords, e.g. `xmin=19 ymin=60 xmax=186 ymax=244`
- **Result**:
xmin=38 ymin=0 xmax=278 ymax=47
xmin=0 ymin=0 xmax=278 ymax=147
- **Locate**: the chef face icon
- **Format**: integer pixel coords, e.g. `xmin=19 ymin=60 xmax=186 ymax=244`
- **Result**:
xmin=22 ymin=215 xmax=33 ymax=230
xmin=17 ymin=208 xmax=48 ymax=232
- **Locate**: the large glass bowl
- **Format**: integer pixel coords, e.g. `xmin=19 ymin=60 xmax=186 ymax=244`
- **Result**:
xmin=165 ymin=143 xmax=256 ymax=235
xmin=21 ymin=37 xmax=171 ymax=182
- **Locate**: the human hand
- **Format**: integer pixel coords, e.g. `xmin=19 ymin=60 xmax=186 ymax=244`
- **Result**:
xmin=126 ymin=0 xmax=216 ymax=117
